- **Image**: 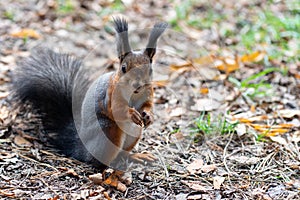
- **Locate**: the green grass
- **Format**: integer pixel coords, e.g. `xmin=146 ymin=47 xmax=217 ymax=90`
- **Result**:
xmin=56 ymin=0 xmax=75 ymax=14
xmin=170 ymin=1 xmax=299 ymax=63
xmin=239 ymin=10 xmax=300 ymax=61
xmin=4 ymin=10 xmax=14 ymax=21
xmin=192 ymin=112 xmax=238 ymax=136
xmin=228 ymin=67 xmax=285 ymax=99
xmin=98 ymin=0 xmax=125 ymax=17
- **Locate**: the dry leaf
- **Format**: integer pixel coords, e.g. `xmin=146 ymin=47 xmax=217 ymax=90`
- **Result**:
xmin=236 ymin=123 xmax=247 ymax=136
xmin=170 ymin=62 xmax=192 ymax=71
xmin=169 ymin=107 xmax=185 ymax=117
xmin=215 ymin=57 xmax=239 ymax=74
xmin=170 ymin=132 xmax=184 ymax=143
xmin=213 ymin=176 xmax=225 ymax=189
xmin=292 ymin=131 xmax=300 ymax=143
xmin=10 ymin=29 xmax=41 ymax=39
xmin=191 ymin=98 xmax=221 ymax=111
xmin=89 ymin=173 xmax=103 ymax=185
xmin=187 ymin=194 xmax=202 ymax=199
xmin=229 ymin=155 xmax=260 ymax=165
xmin=14 ymin=135 xmax=32 ymax=147
xmin=237 ymin=115 xmax=269 ymax=123
xmin=240 ymin=51 xmax=265 ymax=63
xmin=201 ymin=164 xmax=217 ymax=173
xmin=277 ymin=109 xmax=300 ymax=118
xmin=66 ymin=169 xmax=79 ymax=177
xmin=186 ymin=159 xmax=204 ymax=174
xmin=248 ymin=123 xmax=293 ymax=137
xmin=269 ymin=136 xmax=288 ymax=146
xmin=294 ymin=73 xmax=300 ymax=79
xmin=192 ymin=55 xmax=214 ymax=66
xmin=195 ymin=65 xmax=219 ymax=80
xmin=181 ymin=180 xmax=209 ymax=192
xmin=0 ymin=91 xmax=9 ymax=99
xmin=200 ymin=87 xmax=209 ymax=94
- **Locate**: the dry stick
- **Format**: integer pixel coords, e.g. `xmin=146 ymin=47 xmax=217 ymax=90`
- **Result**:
xmin=16 ymin=152 xmax=59 ymax=172
xmin=17 ymin=168 xmax=31 ymax=187
xmin=294 ymin=141 xmax=300 ymax=161
xmin=153 ymin=147 xmax=169 ymax=178
xmin=255 ymin=151 xmax=276 ymax=172
xmin=223 ymin=132 xmax=234 ymax=181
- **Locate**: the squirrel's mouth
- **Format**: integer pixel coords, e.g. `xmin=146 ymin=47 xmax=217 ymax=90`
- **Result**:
xmin=133 ymin=83 xmax=150 ymax=94
xmin=133 ymin=86 xmax=142 ymax=94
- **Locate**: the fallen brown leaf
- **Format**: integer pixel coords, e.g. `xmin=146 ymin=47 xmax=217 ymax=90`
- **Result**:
xmin=191 ymin=98 xmax=221 ymax=111
xmin=200 ymin=87 xmax=209 ymax=94
xmin=213 ymin=176 xmax=225 ymax=189
xmin=215 ymin=57 xmax=239 ymax=74
xmin=240 ymin=51 xmax=265 ymax=63
xmin=169 ymin=107 xmax=185 ymax=117
xmin=66 ymin=168 xmax=79 ymax=177
xmin=201 ymin=164 xmax=217 ymax=173
xmin=236 ymin=123 xmax=247 ymax=136
xmin=181 ymin=180 xmax=209 ymax=192
xmin=10 ymin=29 xmax=41 ymax=39
xmin=229 ymin=155 xmax=260 ymax=165
xmin=277 ymin=109 xmax=300 ymax=118
xmin=186 ymin=159 xmax=204 ymax=174
xmin=14 ymin=135 xmax=32 ymax=147
xmin=89 ymin=173 xmax=103 ymax=185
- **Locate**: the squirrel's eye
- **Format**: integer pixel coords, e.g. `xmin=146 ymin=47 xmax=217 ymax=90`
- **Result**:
xmin=121 ymin=63 xmax=127 ymax=73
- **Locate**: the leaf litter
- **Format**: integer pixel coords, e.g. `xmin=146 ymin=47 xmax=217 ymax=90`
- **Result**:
xmin=0 ymin=0 xmax=299 ymax=199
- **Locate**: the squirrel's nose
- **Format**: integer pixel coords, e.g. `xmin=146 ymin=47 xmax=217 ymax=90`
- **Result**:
xmin=132 ymin=82 xmax=140 ymax=89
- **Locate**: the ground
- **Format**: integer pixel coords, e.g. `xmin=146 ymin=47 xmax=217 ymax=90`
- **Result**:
xmin=0 ymin=0 xmax=299 ymax=199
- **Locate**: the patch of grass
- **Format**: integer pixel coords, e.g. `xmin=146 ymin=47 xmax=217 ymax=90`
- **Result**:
xmin=188 ymin=9 xmax=225 ymax=30
xmin=192 ymin=112 xmax=238 ymax=135
xmin=98 ymin=0 xmax=125 ymax=17
xmin=256 ymin=133 xmax=268 ymax=142
xmin=229 ymin=67 xmax=284 ymax=99
xmin=238 ymin=10 xmax=300 ymax=61
xmin=170 ymin=128 xmax=180 ymax=134
xmin=169 ymin=0 xmax=192 ymax=30
xmin=56 ymin=0 xmax=75 ymax=14
xmin=4 ymin=10 xmax=14 ymax=21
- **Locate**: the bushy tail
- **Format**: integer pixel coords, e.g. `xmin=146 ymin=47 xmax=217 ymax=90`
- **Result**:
xmin=13 ymin=48 xmax=91 ymax=155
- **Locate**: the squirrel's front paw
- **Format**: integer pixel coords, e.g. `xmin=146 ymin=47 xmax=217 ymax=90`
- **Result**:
xmin=141 ymin=111 xmax=153 ymax=128
xmin=129 ymin=108 xmax=144 ymax=127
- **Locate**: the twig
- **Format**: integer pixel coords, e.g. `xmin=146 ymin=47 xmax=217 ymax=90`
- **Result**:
xmin=223 ymin=132 xmax=234 ymax=178
xmin=16 ymin=152 xmax=59 ymax=172
xmin=17 ymin=167 xmax=31 ymax=186
xmin=153 ymin=147 xmax=169 ymax=178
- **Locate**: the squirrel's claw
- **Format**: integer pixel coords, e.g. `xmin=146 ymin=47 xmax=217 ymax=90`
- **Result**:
xmin=142 ymin=111 xmax=153 ymax=128
xmin=129 ymin=108 xmax=144 ymax=127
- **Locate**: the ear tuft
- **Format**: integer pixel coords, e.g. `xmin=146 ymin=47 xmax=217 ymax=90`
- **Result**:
xmin=113 ymin=17 xmax=131 ymax=61
xmin=144 ymin=22 xmax=168 ymax=60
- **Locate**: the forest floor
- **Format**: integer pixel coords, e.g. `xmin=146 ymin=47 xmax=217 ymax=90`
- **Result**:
xmin=0 ymin=0 xmax=299 ymax=199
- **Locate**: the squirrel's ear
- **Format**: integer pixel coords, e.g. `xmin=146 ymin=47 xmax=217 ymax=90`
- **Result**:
xmin=144 ymin=22 xmax=168 ymax=61
xmin=113 ymin=17 xmax=131 ymax=62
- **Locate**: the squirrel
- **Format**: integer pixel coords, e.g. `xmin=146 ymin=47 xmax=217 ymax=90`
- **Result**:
xmin=13 ymin=17 xmax=167 ymax=170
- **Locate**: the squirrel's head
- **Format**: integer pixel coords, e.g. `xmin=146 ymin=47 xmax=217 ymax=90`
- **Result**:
xmin=113 ymin=17 xmax=167 ymax=94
